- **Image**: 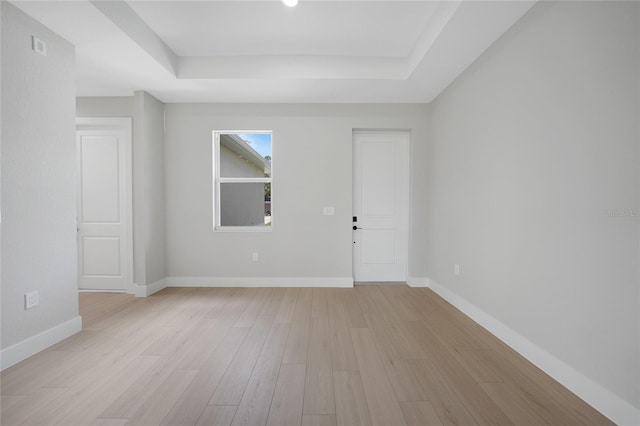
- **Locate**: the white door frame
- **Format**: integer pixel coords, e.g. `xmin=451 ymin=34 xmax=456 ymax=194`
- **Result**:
xmin=352 ymin=130 xmax=410 ymax=283
xmin=76 ymin=117 xmax=133 ymax=293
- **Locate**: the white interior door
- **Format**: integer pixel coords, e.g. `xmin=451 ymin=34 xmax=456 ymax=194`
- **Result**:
xmin=353 ymin=131 xmax=409 ymax=282
xmin=76 ymin=118 xmax=132 ymax=292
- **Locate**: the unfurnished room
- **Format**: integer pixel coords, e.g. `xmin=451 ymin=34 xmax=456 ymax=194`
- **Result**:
xmin=1 ymin=0 xmax=639 ymax=425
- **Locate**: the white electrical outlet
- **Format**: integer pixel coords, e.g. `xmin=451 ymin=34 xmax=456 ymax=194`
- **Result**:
xmin=454 ymin=264 xmax=460 ymax=276
xmin=25 ymin=291 xmax=39 ymax=309
xmin=252 ymin=252 xmax=259 ymax=262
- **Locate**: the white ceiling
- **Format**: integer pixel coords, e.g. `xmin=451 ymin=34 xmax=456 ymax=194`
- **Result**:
xmin=128 ymin=1 xmax=440 ymax=57
xmin=11 ymin=0 xmax=536 ymax=103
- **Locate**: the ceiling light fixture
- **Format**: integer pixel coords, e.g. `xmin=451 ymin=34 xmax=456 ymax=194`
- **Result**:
xmin=282 ymin=0 xmax=298 ymax=7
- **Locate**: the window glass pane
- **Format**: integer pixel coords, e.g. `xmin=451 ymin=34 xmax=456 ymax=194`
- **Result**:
xmin=220 ymin=182 xmax=272 ymax=227
xmin=219 ymin=133 xmax=271 ymax=178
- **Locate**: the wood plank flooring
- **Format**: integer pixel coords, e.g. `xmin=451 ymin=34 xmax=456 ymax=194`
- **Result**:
xmin=1 ymin=286 xmax=612 ymax=426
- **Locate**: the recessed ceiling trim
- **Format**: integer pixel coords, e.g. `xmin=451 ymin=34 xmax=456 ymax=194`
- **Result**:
xmin=406 ymin=0 xmax=461 ymax=76
xmin=90 ymin=0 xmax=177 ymax=76
xmin=179 ymin=56 xmax=407 ymax=80
xmin=11 ymin=0 xmax=539 ymax=103
xmin=409 ymin=0 xmax=537 ymax=102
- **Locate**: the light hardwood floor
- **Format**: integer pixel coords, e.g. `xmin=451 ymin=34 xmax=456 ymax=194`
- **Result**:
xmin=1 ymin=286 xmax=612 ymax=426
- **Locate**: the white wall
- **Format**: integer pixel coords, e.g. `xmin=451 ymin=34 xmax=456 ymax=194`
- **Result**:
xmin=76 ymin=96 xmax=134 ymax=117
xmin=133 ymin=91 xmax=166 ymax=289
xmin=1 ymin=2 xmax=80 ymax=365
xmin=165 ymin=104 xmax=429 ymax=284
xmin=425 ymin=1 xmax=639 ymax=421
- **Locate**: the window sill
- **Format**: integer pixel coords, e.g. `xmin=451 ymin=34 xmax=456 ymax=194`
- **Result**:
xmin=214 ymin=226 xmax=273 ymax=233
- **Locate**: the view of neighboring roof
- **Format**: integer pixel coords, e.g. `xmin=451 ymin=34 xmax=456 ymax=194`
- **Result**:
xmin=220 ymin=133 xmax=271 ymax=175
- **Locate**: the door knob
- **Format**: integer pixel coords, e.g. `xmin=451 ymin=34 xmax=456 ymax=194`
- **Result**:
xmin=353 ymin=226 xmax=360 ymax=230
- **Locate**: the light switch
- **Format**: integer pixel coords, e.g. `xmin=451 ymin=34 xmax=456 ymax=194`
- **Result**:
xmin=323 ymin=207 xmax=335 ymax=216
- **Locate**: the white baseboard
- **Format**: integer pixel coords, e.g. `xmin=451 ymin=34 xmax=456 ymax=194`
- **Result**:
xmin=0 ymin=316 xmax=82 ymax=371
xmin=134 ymin=278 xmax=167 ymax=297
xmin=166 ymin=276 xmax=354 ymax=288
xmin=426 ymin=278 xmax=640 ymax=426
xmin=407 ymin=277 xmax=429 ymax=287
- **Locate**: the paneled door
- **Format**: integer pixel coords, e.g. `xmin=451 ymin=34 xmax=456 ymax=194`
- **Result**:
xmin=76 ymin=118 xmax=132 ymax=291
xmin=353 ymin=131 xmax=409 ymax=282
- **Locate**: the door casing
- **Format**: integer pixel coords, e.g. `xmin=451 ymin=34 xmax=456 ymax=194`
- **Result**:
xmin=352 ymin=130 xmax=409 ymax=283
xmin=76 ymin=117 xmax=133 ymax=293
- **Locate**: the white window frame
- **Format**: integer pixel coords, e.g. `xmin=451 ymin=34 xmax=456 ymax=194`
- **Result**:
xmin=212 ymin=130 xmax=273 ymax=232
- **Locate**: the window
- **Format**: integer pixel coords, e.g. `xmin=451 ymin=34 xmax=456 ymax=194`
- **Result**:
xmin=213 ymin=131 xmax=272 ymax=231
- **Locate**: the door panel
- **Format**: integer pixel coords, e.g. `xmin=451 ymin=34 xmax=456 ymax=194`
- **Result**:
xmin=82 ymin=237 xmax=122 ymax=276
xmin=76 ymin=118 xmax=132 ymax=292
xmin=353 ymin=132 xmax=409 ymax=282
xmin=80 ymin=135 xmax=121 ymax=223
xmin=362 ymin=142 xmax=396 ymax=216
xmin=362 ymin=230 xmax=396 ymax=264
